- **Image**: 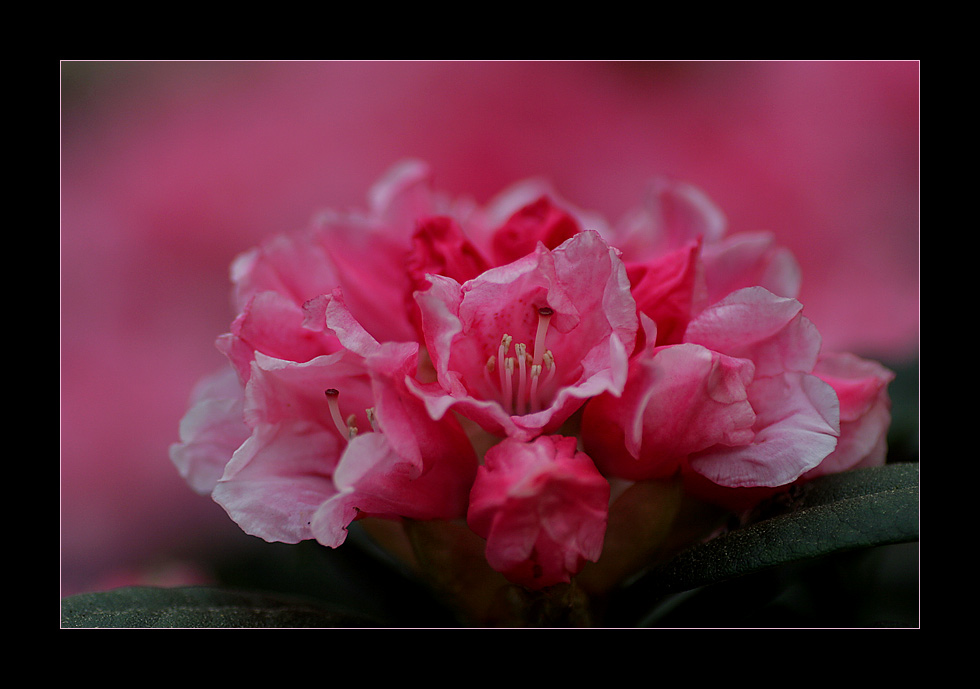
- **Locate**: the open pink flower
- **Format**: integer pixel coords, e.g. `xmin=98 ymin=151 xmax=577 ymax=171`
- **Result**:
xmin=467 ymin=435 xmax=610 ymax=590
xmin=583 ymin=286 xmax=841 ymax=494
xmin=408 ymin=230 xmax=638 ymax=441
xmin=179 ymin=291 xmax=478 ymax=548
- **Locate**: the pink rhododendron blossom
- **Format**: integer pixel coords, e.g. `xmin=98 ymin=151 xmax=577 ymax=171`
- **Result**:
xmin=408 ymin=230 xmax=637 ymax=441
xmin=467 ymin=436 xmax=610 ymax=590
xmin=176 ymin=290 xmax=478 ymax=548
xmin=583 ymin=287 xmax=842 ymax=492
xmin=171 ymin=160 xmax=896 ymax=596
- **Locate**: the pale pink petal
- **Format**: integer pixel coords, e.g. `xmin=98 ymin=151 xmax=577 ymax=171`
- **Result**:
xmin=477 ymin=177 xmax=611 ymax=249
xmin=212 ymin=421 xmax=343 ymax=544
xmin=242 ymin=351 xmax=374 ymax=434
xmin=229 ymin=232 xmax=338 ymax=313
xmin=582 ymin=343 xmax=756 ymax=482
xmin=701 ymin=232 xmax=802 ymax=302
xmin=687 ymin=371 xmax=840 ymax=487
xmin=684 ymin=286 xmax=822 ymax=377
xmin=611 ymin=177 xmax=727 ymax=263
xmin=169 ymin=366 xmax=250 ymax=495
xmin=366 ymin=158 xmax=441 ymax=226
xmin=806 ymin=351 xmax=895 ymax=477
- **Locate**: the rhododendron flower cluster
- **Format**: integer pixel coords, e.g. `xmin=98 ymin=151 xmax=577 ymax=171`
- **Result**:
xmin=171 ymin=160 xmax=894 ymax=595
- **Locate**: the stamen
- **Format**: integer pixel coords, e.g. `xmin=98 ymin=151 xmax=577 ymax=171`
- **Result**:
xmin=503 ymin=357 xmax=515 ymax=414
xmin=346 ymin=414 xmax=359 ymax=440
xmin=484 ymin=356 xmax=496 ymax=392
xmin=543 ymin=350 xmax=557 ymax=387
xmin=366 ymin=407 xmax=379 ymax=433
xmin=497 ymin=334 xmax=513 ymax=395
xmin=324 ymin=389 xmax=350 ymax=441
xmin=529 ymin=363 xmax=543 ymax=413
xmin=515 ymin=343 xmax=528 ymax=416
xmin=533 ymin=306 xmax=553 ymax=367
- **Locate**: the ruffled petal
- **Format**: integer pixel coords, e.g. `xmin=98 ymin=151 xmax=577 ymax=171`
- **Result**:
xmin=582 ymin=343 xmax=756 ymax=482
xmin=169 ymin=366 xmax=250 ymax=495
xmin=467 ymin=436 xmax=610 ymax=590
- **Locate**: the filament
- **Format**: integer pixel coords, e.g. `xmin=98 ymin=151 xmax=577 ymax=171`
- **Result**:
xmin=515 ymin=343 xmax=528 ymax=416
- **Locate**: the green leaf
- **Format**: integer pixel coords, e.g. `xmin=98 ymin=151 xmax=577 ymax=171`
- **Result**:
xmin=60 ymin=585 xmax=385 ymax=628
xmin=609 ymin=462 xmax=919 ymax=625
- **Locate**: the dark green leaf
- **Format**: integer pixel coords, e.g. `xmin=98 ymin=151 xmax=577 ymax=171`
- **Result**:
xmin=609 ymin=462 xmax=918 ymax=625
xmin=60 ymin=585 xmax=385 ymax=628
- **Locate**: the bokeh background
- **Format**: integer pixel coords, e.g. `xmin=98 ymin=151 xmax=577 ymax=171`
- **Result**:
xmin=60 ymin=60 xmax=919 ymax=599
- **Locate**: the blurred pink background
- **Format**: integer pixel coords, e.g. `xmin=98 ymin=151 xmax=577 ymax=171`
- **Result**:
xmin=60 ymin=60 xmax=919 ymax=596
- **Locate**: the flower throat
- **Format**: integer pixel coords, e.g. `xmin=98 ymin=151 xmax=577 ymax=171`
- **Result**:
xmin=483 ymin=306 xmax=556 ymax=416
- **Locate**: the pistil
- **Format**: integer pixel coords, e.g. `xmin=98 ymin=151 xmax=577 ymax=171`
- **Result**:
xmin=324 ymin=388 xmax=358 ymax=441
xmin=532 ymin=306 xmax=553 ymax=367
xmin=324 ymin=389 xmax=351 ymax=440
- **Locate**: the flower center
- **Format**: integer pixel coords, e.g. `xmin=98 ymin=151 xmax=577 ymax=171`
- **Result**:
xmin=324 ymin=388 xmax=377 ymax=441
xmin=482 ymin=306 xmax=557 ymax=416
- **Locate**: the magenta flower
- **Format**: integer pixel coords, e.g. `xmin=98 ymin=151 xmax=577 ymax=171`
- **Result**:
xmin=467 ymin=435 xmax=610 ymax=590
xmin=408 ymin=230 xmax=638 ymax=441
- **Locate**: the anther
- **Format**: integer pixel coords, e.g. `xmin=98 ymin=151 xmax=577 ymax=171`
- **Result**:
xmin=366 ymin=407 xmax=379 ymax=433
xmin=543 ymin=350 xmax=557 ymax=387
xmin=484 ymin=356 xmax=496 ymax=392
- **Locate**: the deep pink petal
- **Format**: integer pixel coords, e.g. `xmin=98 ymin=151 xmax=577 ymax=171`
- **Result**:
xmin=626 ymin=239 xmax=707 ymax=346
xmin=582 ymin=343 xmax=756 ymax=482
xmin=467 ymin=436 xmax=610 ymax=590
xmin=312 ymin=428 xmax=477 ymax=548
xmin=490 ymin=196 xmax=581 ymax=265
